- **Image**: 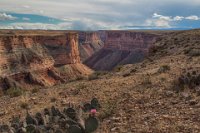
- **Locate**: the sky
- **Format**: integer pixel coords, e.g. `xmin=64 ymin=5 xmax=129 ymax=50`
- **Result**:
xmin=0 ymin=0 xmax=200 ymax=30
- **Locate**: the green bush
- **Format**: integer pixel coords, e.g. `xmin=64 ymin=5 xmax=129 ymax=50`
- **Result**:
xmin=5 ymin=88 xmax=24 ymax=98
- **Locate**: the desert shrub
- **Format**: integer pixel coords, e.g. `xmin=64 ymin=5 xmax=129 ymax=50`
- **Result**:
xmin=5 ymin=87 xmax=24 ymax=98
xmin=158 ymin=65 xmax=170 ymax=73
xmin=122 ymin=72 xmax=131 ymax=77
xmin=184 ymin=48 xmax=200 ymax=56
xmin=99 ymin=100 xmax=117 ymax=120
xmin=88 ymin=73 xmax=99 ymax=81
xmin=77 ymin=83 xmax=87 ymax=90
xmin=88 ymin=71 xmax=107 ymax=81
xmin=172 ymin=71 xmax=200 ymax=92
xmin=0 ymin=90 xmax=3 ymax=97
xmin=75 ymin=76 xmax=85 ymax=81
xmin=160 ymin=77 xmax=166 ymax=81
xmin=31 ymin=88 xmax=40 ymax=94
xmin=149 ymin=45 xmax=159 ymax=54
xmin=113 ymin=65 xmax=123 ymax=72
xmin=130 ymin=68 xmax=137 ymax=73
xmin=95 ymin=71 xmax=108 ymax=76
xmin=141 ymin=76 xmax=152 ymax=85
xmin=188 ymin=49 xmax=200 ymax=56
xmin=20 ymin=102 xmax=29 ymax=109
xmin=50 ymin=97 xmax=57 ymax=102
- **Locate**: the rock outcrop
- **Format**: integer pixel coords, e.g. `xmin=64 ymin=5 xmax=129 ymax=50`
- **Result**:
xmin=0 ymin=30 xmax=92 ymax=90
xmin=84 ymin=31 xmax=163 ymax=70
xmin=78 ymin=31 xmax=104 ymax=61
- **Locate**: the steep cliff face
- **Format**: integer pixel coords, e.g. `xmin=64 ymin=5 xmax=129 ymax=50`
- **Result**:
xmin=42 ymin=34 xmax=81 ymax=65
xmin=0 ymin=31 xmax=92 ymax=90
xmin=78 ymin=31 xmax=104 ymax=61
xmin=85 ymin=31 xmax=162 ymax=70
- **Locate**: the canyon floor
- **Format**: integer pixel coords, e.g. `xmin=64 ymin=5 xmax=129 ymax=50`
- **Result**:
xmin=0 ymin=53 xmax=200 ymax=133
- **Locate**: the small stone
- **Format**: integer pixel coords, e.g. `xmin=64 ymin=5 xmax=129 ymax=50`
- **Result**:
xmin=189 ymin=100 xmax=198 ymax=106
xmin=0 ymin=111 xmax=6 ymax=116
xmin=111 ymin=127 xmax=119 ymax=132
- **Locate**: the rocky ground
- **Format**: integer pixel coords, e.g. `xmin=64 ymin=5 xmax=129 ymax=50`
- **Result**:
xmin=0 ymin=29 xmax=200 ymax=132
xmin=0 ymin=53 xmax=200 ymax=132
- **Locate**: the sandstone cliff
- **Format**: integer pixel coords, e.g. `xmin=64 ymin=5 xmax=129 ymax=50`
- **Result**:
xmin=0 ymin=31 xmax=92 ymax=90
xmin=84 ymin=31 xmax=163 ymax=70
xmin=78 ymin=31 xmax=104 ymax=61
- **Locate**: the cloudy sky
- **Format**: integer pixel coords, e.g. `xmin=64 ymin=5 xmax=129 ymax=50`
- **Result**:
xmin=0 ymin=0 xmax=200 ymax=30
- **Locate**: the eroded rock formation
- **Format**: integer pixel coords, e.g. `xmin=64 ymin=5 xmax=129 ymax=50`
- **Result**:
xmin=85 ymin=31 xmax=162 ymax=70
xmin=0 ymin=31 xmax=92 ymax=90
xmin=78 ymin=32 xmax=104 ymax=61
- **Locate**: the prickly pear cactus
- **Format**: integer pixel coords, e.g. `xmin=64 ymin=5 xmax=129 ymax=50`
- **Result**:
xmin=68 ymin=125 xmax=82 ymax=133
xmin=65 ymin=108 xmax=76 ymax=119
xmin=83 ymin=103 xmax=91 ymax=112
xmin=26 ymin=113 xmax=37 ymax=125
xmin=91 ymin=98 xmax=100 ymax=110
xmin=26 ymin=124 xmax=37 ymax=133
xmin=85 ymin=117 xmax=99 ymax=133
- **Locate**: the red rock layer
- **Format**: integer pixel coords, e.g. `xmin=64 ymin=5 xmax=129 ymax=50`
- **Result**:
xmin=0 ymin=31 xmax=92 ymax=90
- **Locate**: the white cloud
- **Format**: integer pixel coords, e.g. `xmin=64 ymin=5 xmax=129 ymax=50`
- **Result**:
xmin=0 ymin=13 xmax=17 ymax=21
xmin=153 ymin=13 xmax=173 ymax=21
xmin=153 ymin=13 xmax=163 ymax=18
xmin=153 ymin=13 xmax=200 ymax=22
xmin=185 ymin=15 xmax=200 ymax=20
xmin=145 ymin=19 xmax=171 ymax=28
xmin=173 ymin=16 xmax=184 ymax=21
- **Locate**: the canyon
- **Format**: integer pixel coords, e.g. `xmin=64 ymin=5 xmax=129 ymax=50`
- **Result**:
xmin=78 ymin=31 xmax=104 ymax=61
xmin=84 ymin=30 xmax=164 ymax=70
xmin=0 ymin=30 xmax=168 ymax=90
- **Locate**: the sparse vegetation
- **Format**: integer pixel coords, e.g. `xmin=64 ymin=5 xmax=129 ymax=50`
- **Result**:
xmin=88 ymin=73 xmax=99 ymax=80
xmin=50 ymin=97 xmax=57 ymax=102
xmin=99 ymin=100 xmax=117 ymax=120
xmin=31 ymin=88 xmax=40 ymax=94
xmin=88 ymin=71 xmax=108 ymax=81
xmin=122 ymin=72 xmax=131 ymax=77
xmin=75 ymin=76 xmax=86 ymax=81
xmin=160 ymin=77 xmax=166 ymax=81
xmin=20 ymin=102 xmax=29 ymax=109
xmin=113 ymin=65 xmax=123 ymax=72
xmin=76 ymin=83 xmax=87 ymax=90
xmin=188 ymin=49 xmax=200 ymax=56
xmin=158 ymin=65 xmax=170 ymax=73
xmin=5 ymin=88 xmax=24 ymax=98
xmin=172 ymin=69 xmax=200 ymax=92
xmin=141 ymin=76 xmax=152 ymax=85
